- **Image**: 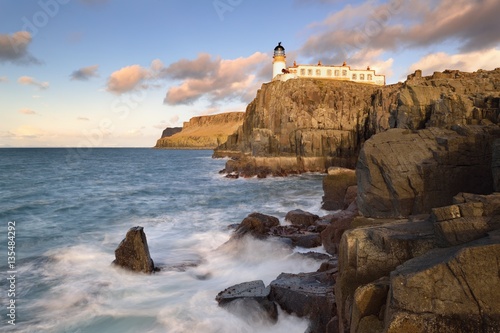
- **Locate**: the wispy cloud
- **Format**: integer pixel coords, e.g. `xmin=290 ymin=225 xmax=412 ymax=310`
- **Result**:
xmin=70 ymin=65 xmax=99 ymax=81
xmin=17 ymin=76 xmax=49 ymax=90
xmin=0 ymin=31 xmax=40 ymax=64
xmin=0 ymin=76 xmax=8 ymax=82
xmin=18 ymin=108 xmax=37 ymax=115
xmin=77 ymin=117 xmax=90 ymax=121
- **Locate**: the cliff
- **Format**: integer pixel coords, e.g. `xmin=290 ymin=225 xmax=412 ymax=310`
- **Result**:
xmin=215 ymin=68 xmax=500 ymax=176
xmin=155 ymin=112 xmax=245 ymax=149
xmin=161 ymin=127 xmax=182 ymax=138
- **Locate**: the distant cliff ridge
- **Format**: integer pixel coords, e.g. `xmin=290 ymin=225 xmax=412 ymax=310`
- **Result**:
xmin=161 ymin=127 xmax=182 ymax=138
xmin=155 ymin=112 xmax=245 ymax=149
xmin=215 ymin=68 xmax=500 ymax=176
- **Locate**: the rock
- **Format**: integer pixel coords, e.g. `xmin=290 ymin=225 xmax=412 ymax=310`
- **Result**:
xmin=350 ymin=277 xmax=389 ymax=333
xmin=322 ymin=168 xmax=357 ymax=211
xmin=453 ymin=192 xmax=500 ymax=217
xmin=285 ymin=209 xmax=319 ymax=227
xmin=113 ymin=226 xmax=155 ymax=274
xmin=215 ymin=69 xmax=500 ymax=177
xmin=269 ymin=224 xmax=322 ymax=248
xmin=270 ymin=269 xmax=336 ymax=333
xmin=344 ymin=185 xmax=358 ymax=209
xmin=385 ymin=230 xmax=500 ymax=333
xmin=493 ymin=139 xmax=500 ymax=192
xmin=357 ymin=126 xmax=500 ymax=218
xmin=335 ymin=220 xmax=437 ymax=332
xmin=216 ymin=280 xmax=278 ymax=323
xmin=155 ymin=112 xmax=244 ymax=149
xmin=434 ymin=216 xmax=498 ymax=247
xmin=320 ymin=201 xmax=359 ymax=255
xmin=233 ymin=212 xmax=280 ymax=239
xmin=160 ymin=127 xmax=182 ymax=138
xmin=431 ymin=205 xmax=462 ymax=222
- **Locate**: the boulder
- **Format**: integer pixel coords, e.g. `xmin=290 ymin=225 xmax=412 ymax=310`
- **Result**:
xmin=216 ymin=280 xmax=278 ymax=324
xmin=350 ymin=277 xmax=389 ymax=333
xmin=357 ymin=126 xmax=500 ymax=218
xmin=385 ymin=230 xmax=500 ymax=333
xmin=233 ymin=212 xmax=280 ymax=239
xmin=113 ymin=226 xmax=155 ymax=274
xmin=335 ymin=220 xmax=437 ymax=332
xmin=320 ymin=201 xmax=359 ymax=255
xmin=285 ymin=209 xmax=320 ymax=227
xmin=270 ymin=269 xmax=336 ymax=333
xmin=344 ymin=185 xmax=358 ymax=209
xmin=322 ymin=168 xmax=357 ymax=211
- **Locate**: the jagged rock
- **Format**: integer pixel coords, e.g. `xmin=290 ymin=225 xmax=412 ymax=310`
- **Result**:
xmin=357 ymin=126 xmax=500 ymax=218
xmin=215 ymin=69 xmax=500 ymax=177
xmin=322 ymin=167 xmax=357 ymax=211
xmin=270 ymin=269 xmax=336 ymax=333
xmin=160 ymin=127 xmax=182 ymax=138
xmin=113 ymin=226 xmax=155 ymax=274
xmin=434 ymin=216 xmax=499 ymax=247
xmin=385 ymin=230 xmax=500 ymax=333
xmin=285 ymin=209 xmax=320 ymax=227
xmin=216 ymin=280 xmax=278 ymax=324
xmin=335 ymin=220 xmax=437 ymax=332
xmin=344 ymin=185 xmax=358 ymax=209
xmin=453 ymin=192 xmax=500 ymax=217
xmin=155 ymin=112 xmax=244 ymax=148
xmin=233 ymin=212 xmax=280 ymax=239
xmin=269 ymin=225 xmax=322 ymax=248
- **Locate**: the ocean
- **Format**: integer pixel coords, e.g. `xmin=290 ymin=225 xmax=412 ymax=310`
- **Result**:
xmin=0 ymin=148 xmax=327 ymax=333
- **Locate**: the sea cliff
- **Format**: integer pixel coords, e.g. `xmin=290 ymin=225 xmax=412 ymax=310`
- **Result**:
xmin=155 ymin=112 xmax=244 ymax=149
xmin=215 ymin=68 xmax=500 ymax=176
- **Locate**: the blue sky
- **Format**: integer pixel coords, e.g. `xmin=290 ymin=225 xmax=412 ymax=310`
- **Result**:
xmin=1 ymin=0 xmax=499 ymax=147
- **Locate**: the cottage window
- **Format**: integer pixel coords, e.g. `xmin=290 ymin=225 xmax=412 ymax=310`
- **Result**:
xmin=360 ymin=74 xmax=365 ymax=80
xmin=327 ymin=69 xmax=332 ymax=76
xmin=367 ymin=74 xmax=373 ymax=80
xmin=316 ymin=69 xmax=321 ymax=76
xmin=352 ymin=73 xmax=357 ymax=80
xmin=334 ymin=70 xmax=340 ymax=76
xmin=300 ymin=68 xmax=306 ymax=76
xmin=342 ymin=70 xmax=347 ymax=76
xmin=308 ymin=69 xmax=313 ymax=76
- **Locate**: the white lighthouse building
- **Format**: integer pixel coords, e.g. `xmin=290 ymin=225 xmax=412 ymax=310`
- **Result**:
xmin=271 ymin=42 xmax=385 ymax=86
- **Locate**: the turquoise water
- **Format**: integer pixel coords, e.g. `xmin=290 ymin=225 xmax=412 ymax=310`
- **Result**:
xmin=0 ymin=148 xmax=326 ymax=333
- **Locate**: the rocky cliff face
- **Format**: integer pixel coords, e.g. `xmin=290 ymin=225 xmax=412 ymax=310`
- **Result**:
xmin=161 ymin=127 xmax=182 ymax=138
xmin=215 ymin=68 xmax=500 ymax=176
xmin=155 ymin=112 xmax=244 ymax=149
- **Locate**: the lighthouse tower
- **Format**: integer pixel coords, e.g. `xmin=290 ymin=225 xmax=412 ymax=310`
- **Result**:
xmin=272 ymin=42 xmax=286 ymax=79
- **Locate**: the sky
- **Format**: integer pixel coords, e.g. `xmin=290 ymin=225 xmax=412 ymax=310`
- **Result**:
xmin=0 ymin=0 xmax=499 ymax=147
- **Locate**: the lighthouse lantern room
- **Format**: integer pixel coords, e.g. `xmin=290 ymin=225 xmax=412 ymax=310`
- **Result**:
xmin=272 ymin=42 xmax=287 ymax=79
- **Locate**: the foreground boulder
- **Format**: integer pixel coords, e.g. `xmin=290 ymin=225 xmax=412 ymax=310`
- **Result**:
xmin=216 ymin=280 xmax=278 ymax=324
xmin=113 ymin=226 xmax=155 ymax=274
xmin=270 ymin=269 xmax=337 ymax=333
xmin=385 ymin=230 xmax=500 ymax=333
xmin=357 ymin=125 xmax=500 ymax=218
xmin=233 ymin=212 xmax=280 ymax=239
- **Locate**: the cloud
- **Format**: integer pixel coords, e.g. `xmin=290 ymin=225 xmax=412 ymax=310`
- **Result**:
xmin=77 ymin=117 xmax=90 ymax=121
xmin=0 ymin=76 xmax=7 ymax=82
xmin=298 ymin=0 xmax=500 ymax=79
xmin=106 ymin=65 xmax=149 ymax=94
xmin=408 ymin=48 xmax=500 ymax=77
xmin=0 ymin=31 xmax=40 ymax=64
xmin=18 ymin=108 xmax=37 ymax=115
xmin=17 ymin=76 xmax=49 ymax=89
xmin=70 ymin=65 xmax=99 ymax=81
xmin=163 ymin=52 xmax=269 ymax=105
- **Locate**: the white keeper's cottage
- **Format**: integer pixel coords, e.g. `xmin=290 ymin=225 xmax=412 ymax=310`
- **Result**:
xmin=272 ymin=42 xmax=385 ymax=86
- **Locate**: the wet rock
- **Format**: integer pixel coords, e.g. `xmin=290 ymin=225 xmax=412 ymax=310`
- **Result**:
xmin=270 ymin=269 xmax=336 ymax=333
xmin=233 ymin=212 xmax=280 ymax=239
xmin=113 ymin=226 xmax=155 ymax=274
xmin=285 ymin=209 xmax=319 ymax=227
xmin=320 ymin=201 xmax=359 ymax=255
xmin=216 ymin=280 xmax=278 ymax=324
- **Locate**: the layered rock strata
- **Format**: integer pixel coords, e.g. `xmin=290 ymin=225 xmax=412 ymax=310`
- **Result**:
xmin=215 ymin=68 xmax=500 ymax=177
xmin=155 ymin=112 xmax=244 ymax=149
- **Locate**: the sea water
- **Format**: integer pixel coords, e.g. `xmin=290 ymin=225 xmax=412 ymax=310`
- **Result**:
xmin=0 ymin=148 xmax=327 ymax=333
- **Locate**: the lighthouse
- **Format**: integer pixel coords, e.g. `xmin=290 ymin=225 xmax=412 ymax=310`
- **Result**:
xmin=272 ymin=42 xmax=286 ymax=79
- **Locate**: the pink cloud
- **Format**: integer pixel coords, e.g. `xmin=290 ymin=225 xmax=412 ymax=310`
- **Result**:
xmin=106 ymin=65 xmax=148 ymax=94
